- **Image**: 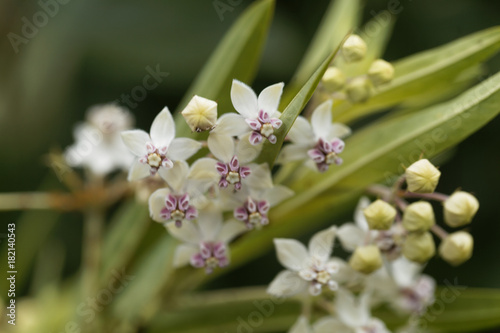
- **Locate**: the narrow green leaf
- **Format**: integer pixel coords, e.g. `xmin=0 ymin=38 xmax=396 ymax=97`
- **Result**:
xmin=280 ymin=0 xmax=360 ymax=108
xmin=333 ymin=26 xmax=500 ymax=123
xmin=174 ymin=0 xmax=275 ymax=137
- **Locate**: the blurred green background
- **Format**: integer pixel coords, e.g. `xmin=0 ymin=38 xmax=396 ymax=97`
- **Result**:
xmin=1 ymin=0 xmax=500 ymax=330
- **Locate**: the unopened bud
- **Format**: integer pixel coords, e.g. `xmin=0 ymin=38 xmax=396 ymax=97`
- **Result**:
xmin=368 ymin=59 xmax=394 ymax=86
xmin=345 ymin=77 xmax=371 ymax=103
xmin=322 ymin=67 xmax=345 ymax=92
xmin=439 ymin=231 xmax=473 ymax=266
xmin=342 ymin=34 xmax=367 ymax=62
xmin=443 ymin=191 xmax=479 ymax=227
xmin=402 ymin=201 xmax=435 ymax=232
xmin=403 ymin=232 xmax=435 ymax=263
xmin=181 ymin=95 xmax=218 ymax=132
xmin=363 ymin=199 xmax=396 ymax=230
xmin=349 ymin=245 xmax=382 ymax=274
xmin=405 ymin=159 xmax=441 ymax=193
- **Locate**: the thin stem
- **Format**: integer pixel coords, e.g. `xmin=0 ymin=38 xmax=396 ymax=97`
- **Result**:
xmin=402 ymin=191 xmax=449 ymax=202
xmin=0 ymin=192 xmax=76 ymax=211
xmin=431 ymin=224 xmax=449 ymax=240
xmin=365 ymin=185 xmax=392 ymax=202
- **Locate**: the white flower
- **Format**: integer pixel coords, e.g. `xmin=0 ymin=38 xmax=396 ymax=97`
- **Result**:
xmin=279 ymin=100 xmax=351 ymax=172
xmin=230 ymin=80 xmax=284 ymax=145
xmin=121 ymin=107 xmax=202 ymax=181
xmin=207 ymin=133 xmax=262 ymax=191
xmin=148 ymin=158 xmax=218 ymax=227
xmin=267 ymin=227 xmax=339 ymax=297
xmin=313 ymin=289 xmax=390 ymax=333
xmin=65 ymin=104 xmax=135 ymax=175
xmin=167 ymin=207 xmax=247 ymax=274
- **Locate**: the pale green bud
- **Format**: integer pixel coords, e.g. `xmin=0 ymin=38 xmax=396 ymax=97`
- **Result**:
xmin=405 ymin=159 xmax=441 ymax=193
xmin=439 ymin=231 xmax=473 ymax=266
xmin=345 ymin=77 xmax=371 ymax=103
xmin=363 ymin=199 xmax=396 ymax=230
xmin=349 ymin=245 xmax=383 ymax=274
xmin=342 ymin=34 xmax=367 ymax=62
xmin=368 ymin=59 xmax=394 ymax=86
xmin=443 ymin=191 xmax=479 ymax=227
xmin=322 ymin=67 xmax=345 ymax=92
xmin=181 ymin=95 xmax=218 ymax=132
xmin=403 ymin=231 xmax=436 ymax=263
xmin=402 ymin=201 xmax=435 ymax=232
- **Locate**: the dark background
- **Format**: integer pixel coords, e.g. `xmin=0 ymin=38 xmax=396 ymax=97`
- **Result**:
xmin=1 ymin=0 xmax=499 ymax=329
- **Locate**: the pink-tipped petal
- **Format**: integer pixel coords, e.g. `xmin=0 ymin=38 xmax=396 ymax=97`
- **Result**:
xmin=308 ymin=149 xmax=325 ymax=163
xmin=190 ymin=254 xmax=205 ymax=268
xmin=258 ymin=110 xmax=270 ymax=123
xmin=268 ymin=134 xmax=277 ymax=144
xmin=258 ymin=200 xmax=270 ymax=214
xmin=246 ymin=198 xmax=257 ymax=213
xmin=215 ymin=162 xmax=228 ymax=175
xmin=234 ymin=207 xmax=248 ymax=221
xmin=229 ymin=156 xmax=240 ymax=171
xmin=246 ymin=119 xmax=262 ymax=131
xmin=240 ymin=166 xmax=251 ymax=178
xmin=178 ymin=193 xmax=190 ymax=210
xmin=162 ymin=158 xmax=173 ymax=168
xmin=331 ymin=138 xmax=345 ymax=153
xmin=185 ymin=206 xmax=198 ymax=220
xmin=218 ymin=178 xmax=229 ymax=188
xmin=160 ymin=208 xmax=171 ymax=220
xmin=249 ymin=131 xmax=263 ymax=145
xmin=271 ymin=118 xmax=282 ymax=129
xmin=234 ymin=182 xmax=242 ymax=191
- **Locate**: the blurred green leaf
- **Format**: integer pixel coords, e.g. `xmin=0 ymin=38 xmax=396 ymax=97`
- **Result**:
xmin=280 ymin=0 xmax=360 ymax=107
xmin=332 ymin=26 xmax=500 ymax=123
xmin=174 ymin=0 xmax=275 ymax=137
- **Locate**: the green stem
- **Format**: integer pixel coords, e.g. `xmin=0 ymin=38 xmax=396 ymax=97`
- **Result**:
xmin=402 ymin=191 xmax=449 ymax=202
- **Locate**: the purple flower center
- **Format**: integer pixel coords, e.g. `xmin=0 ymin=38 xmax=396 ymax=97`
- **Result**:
xmin=307 ymin=137 xmax=345 ymax=172
xmin=160 ymin=193 xmax=197 ymax=228
xmin=190 ymin=242 xmax=229 ymax=274
xmin=246 ymin=110 xmax=282 ymax=145
xmin=139 ymin=142 xmax=173 ymax=175
xmin=234 ymin=197 xmax=270 ymax=229
xmin=215 ymin=155 xmax=251 ymax=191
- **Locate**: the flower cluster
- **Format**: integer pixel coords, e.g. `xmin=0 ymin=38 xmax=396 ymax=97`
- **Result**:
xmin=320 ymin=34 xmax=395 ymax=104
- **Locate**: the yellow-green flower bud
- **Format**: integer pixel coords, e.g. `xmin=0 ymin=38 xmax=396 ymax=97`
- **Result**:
xmin=368 ymin=59 xmax=394 ymax=86
xmin=363 ymin=199 xmax=396 ymax=230
xmin=349 ymin=245 xmax=383 ymax=274
xmin=443 ymin=191 xmax=479 ymax=227
xmin=345 ymin=77 xmax=371 ymax=103
xmin=402 ymin=201 xmax=435 ymax=232
xmin=403 ymin=231 xmax=436 ymax=263
xmin=181 ymin=95 xmax=218 ymax=132
xmin=405 ymin=159 xmax=441 ymax=193
xmin=439 ymin=231 xmax=473 ymax=266
xmin=342 ymin=34 xmax=367 ymax=62
xmin=322 ymin=67 xmax=345 ymax=92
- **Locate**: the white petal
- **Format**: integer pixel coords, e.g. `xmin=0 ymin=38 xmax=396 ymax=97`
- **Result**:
xmin=158 ymin=160 xmax=189 ymax=193
xmin=308 ymin=226 xmax=337 ymax=262
xmin=236 ymin=133 xmax=262 ymax=163
xmin=287 ymin=116 xmax=315 ymax=144
xmin=274 ymin=238 xmax=309 ymax=271
xmin=311 ymin=100 xmax=333 ymax=140
xmin=244 ymin=163 xmax=273 ymax=191
xmin=121 ymin=130 xmax=150 ymax=156
xmin=267 ymin=270 xmax=308 ymax=297
xmin=391 ymin=257 xmax=422 ymax=287
xmin=337 ymin=223 xmax=366 ymax=252
xmin=148 ymin=188 xmax=170 ymax=222
xmin=335 ymin=289 xmax=370 ymax=328
xmin=354 ymin=197 xmax=371 ymax=231
xmin=167 ymin=137 xmax=202 ymax=162
xmin=328 ymin=123 xmax=351 ymax=140
xmin=150 ymin=107 xmax=175 ymax=147
xmin=212 ymin=113 xmax=249 ymax=136
xmin=313 ymin=317 xmax=352 ymax=333
xmin=208 ymin=133 xmax=235 ymax=162
xmin=263 ymin=185 xmax=294 ymax=207
xmin=277 ymin=144 xmax=309 ymax=163
xmin=167 ymin=220 xmax=201 ymax=244
xmin=197 ymin=207 xmax=224 ymax=242
xmin=127 ymin=159 xmax=151 ymax=181
xmin=230 ymin=79 xmax=258 ymax=119
xmin=217 ymin=219 xmax=247 ymax=243
xmin=173 ymin=244 xmax=198 ymax=267
xmin=288 ymin=316 xmax=313 ymax=333
xmin=257 ymin=82 xmax=284 ymax=115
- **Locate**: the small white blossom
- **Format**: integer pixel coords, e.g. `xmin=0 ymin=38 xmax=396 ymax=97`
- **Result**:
xmin=279 ymin=100 xmax=350 ymax=172
xmin=267 ymin=226 xmax=339 ymax=297
xmin=230 ymin=80 xmax=284 ymax=145
xmin=121 ymin=107 xmax=202 ymax=181
xmin=65 ymin=104 xmax=135 ymax=175
xmin=167 ymin=207 xmax=247 ymax=274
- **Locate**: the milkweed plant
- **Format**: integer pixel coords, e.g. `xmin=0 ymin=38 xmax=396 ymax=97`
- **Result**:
xmin=2 ymin=0 xmax=500 ymax=332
